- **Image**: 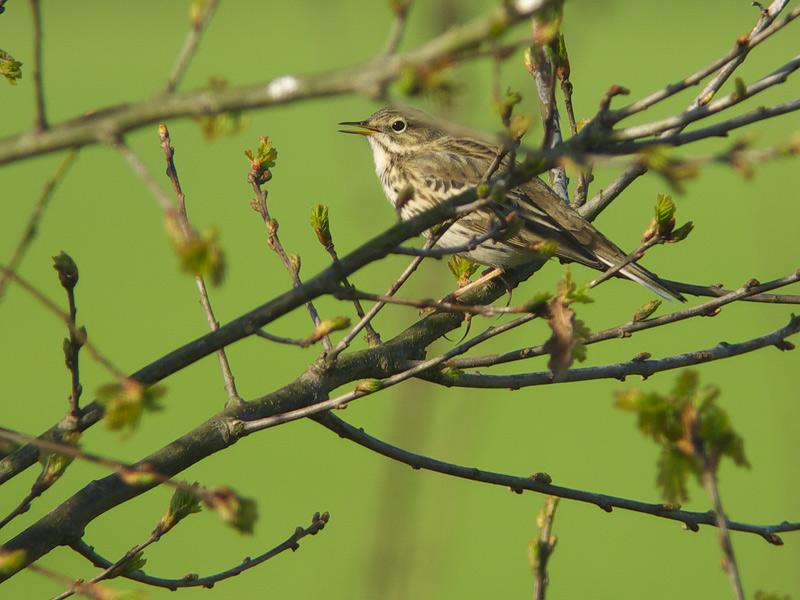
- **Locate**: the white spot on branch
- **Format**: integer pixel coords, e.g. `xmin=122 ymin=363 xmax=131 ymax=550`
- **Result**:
xmin=266 ymin=76 xmax=299 ymax=100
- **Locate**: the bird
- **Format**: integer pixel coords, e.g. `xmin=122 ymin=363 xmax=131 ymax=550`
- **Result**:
xmin=339 ymin=106 xmax=684 ymax=301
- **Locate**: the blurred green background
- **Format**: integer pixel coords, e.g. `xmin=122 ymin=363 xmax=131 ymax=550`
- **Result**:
xmin=1 ymin=1 xmax=798 ymax=598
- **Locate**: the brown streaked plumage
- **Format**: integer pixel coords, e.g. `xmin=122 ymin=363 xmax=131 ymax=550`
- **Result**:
xmin=340 ymin=106 xmax=684 ymax=301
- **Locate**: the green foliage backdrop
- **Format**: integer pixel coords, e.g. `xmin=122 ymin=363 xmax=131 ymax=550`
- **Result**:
xmin=1 ymin=1 xmax=798 ymax=597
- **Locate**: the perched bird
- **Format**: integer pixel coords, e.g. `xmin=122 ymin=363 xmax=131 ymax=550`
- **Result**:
xmin=340 ymin=106 xmax=684 ymax=301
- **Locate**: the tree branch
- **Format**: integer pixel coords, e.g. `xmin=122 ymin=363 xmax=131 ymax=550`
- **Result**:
xmin=69 ymin=511 xmax=329 ymax=591
xmin=423 ymin=316 xmax=799 ymax=389
xmin=163 ymin=0 xmax=219 ymax=94
xmin=0 ymin=1 xmax=551 ymax=166
xmin=313 ymin=411 xmax=796 ymax=543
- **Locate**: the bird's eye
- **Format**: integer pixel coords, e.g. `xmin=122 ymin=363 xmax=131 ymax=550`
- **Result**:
xmin=391 ymin=119 xmax=407 ymax=132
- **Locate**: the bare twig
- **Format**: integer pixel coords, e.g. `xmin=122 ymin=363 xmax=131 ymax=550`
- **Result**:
xmin=380 ymin=0 xmax=413 ymax=57
xmin=702 ymin=458 xmax=745 ymax=600
xmin=531 ymin=496 xmax=559 ymax=600
xmin=249 ymin=176 xmax=331 ymax=352
xmin=0 ymin=150 xmax=77 ymax=301
xmin=315 ymin=411 xmax=798 ymax=542
xmin=0 ymin=266 xmax=126 ymax=379
xmin=69 ymin=512 xmax=329 ymax=591
xmin=527 ymin=19 xmax=568 ymax=202
xmin=29 ymin=0 xmax=47 ymax=130
xmin=159 ymin=123 xmax=242 ymax=405
xmin=163 ymin=0 xmax=219 ymax=94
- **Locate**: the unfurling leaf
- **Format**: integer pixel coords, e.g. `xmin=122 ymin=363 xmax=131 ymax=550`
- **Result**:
xmin=494 ymin=87 xmax=522 ymax=122
xmin=615 ymin=370 xmax=749 ymax=502
xmin=656 ymin=446 xmax=693 ymax=503
xmin=0 ymin=49 xmax=22 ymax=85
xmin=572 ymin=318 xmax=591 ymax=363
xmin=447 ymin=256 xmax=480 ymax=288
xmin=509 ymin=114 xmax=533 ymax=140
xmin=157 ymin=485 xmax=203 ymax=534
xmin=206 ymin=486 xmax=258 ymax=534
xmin=52 ymin=251 xmax=80 ymax=289
xmin=36 ymin=430 xmax=81 ymax=489
xmin=654 ymin=194 xmax=676 ymax=237
xmin=733 ymin=77 xmax=747 ymax=101
xmin=0 ymin=549 xmax=26 ymax=576
xmin=520 ymin=291 xmax=552 ymax=315
xmin=117 ymin=551 xmax=147 ymax=577
xmin=193 ymin=78 xmax=246 ymax=139
xmin=245 ymin=136 xmax=278 ymax=185
xmin=638 ymin=147 xmax=698 ymax=193
xmin=397 ymin=62 xmax=458 ymax=104
xmin=97 ymin=380 xmax=166 ymax=431
xmin=310 ymin=204 xmax=332 ymax=250
xmin=632 ymin=299 xmax=661 ymax=322
xmin=355 ymin=378 xmax=383 ymax=394
xmin=556 ymin=266 xmax=593 ymax=305
xmin=172 ymin=227 xmax=226 ymax=286
xmin=667 ymin=221 xmax=694 ymax=243
xmin=311 ymin=317 xmax=351 ymax=341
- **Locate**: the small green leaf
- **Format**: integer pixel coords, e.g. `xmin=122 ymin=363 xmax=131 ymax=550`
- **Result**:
xmin=173 ymin=227 xmax=226 ymax=287
xmin=97 ymin=380 xmax=165 ymax=432
xmin=632 ymin=299 xmax=661 ymax=322
xmin=654 ymin=194 xmax=676 ymax=237
xmin=37 ymin=430 xmax=80 ymax=488
xmin=520 ymin=291 xmax=552 ymax=314
xmin=245 ymin=136 xmax=278 ymax=184
xmin=312 ymin=317 xmax=351 ymax=341
xmin=656 ymin=446 xmax=693 ymax=504
xmin=0 ymin=549 xmax=26 ymax=576
xmin=572 ymin=318 xmax=591 ymax=363
xmin=355 ymin=378 xmax=382 ymax=394
xmin=310 ymin=204 xmax=332 ymax=249
xmin=0 ymin=49 xmax=22 ymax=85
xmin=117 ymin=551 xmax=147 ymax=577
xmin=206 ymin=486 xmax=258 ymax=534
xmin=158 ymin=485 xmax=202 ymax=534
xmin=667 ymin=221 xmax=694 ymax=243
xmin=447 ymin=256 xmax=479 ymax=287
xmin=733 ymin=77 xmax=747 ymax=101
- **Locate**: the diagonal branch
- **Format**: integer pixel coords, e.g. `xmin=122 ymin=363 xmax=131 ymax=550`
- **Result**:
xmin=163 ymin=0 xmax=219 ymax=94
xmin=0 ymin=1 xmax=552 ymax=166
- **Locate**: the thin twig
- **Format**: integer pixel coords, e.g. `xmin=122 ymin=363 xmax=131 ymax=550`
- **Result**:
xmin=163 ymin=0 xmax=219 ymax=94
xmin=380 ymin=0 xmax=413 ymax=57
xmin=249 ymin=177 xmax=332 ymax=352
xmin=0 ymin=266 xmax=126 ymax=379
xmin=315 ymin=411 xmax=797 ymax=543
xmin=159 ymin=123 xmax=242 ymax=405
xmin=527 ymin=21 xmax=568 ymax=202
xmin=702 ymin=457 xmax=745 ymax=600
xmin=532 ymin=496 xmax=559 ymax=600
xmin=29 ymin=0 xmax=47 ymax=130
xmin=69 ymin=512 xmax=330 ymax=591
xmin=0 ymin=150 xmax=78 ymax=301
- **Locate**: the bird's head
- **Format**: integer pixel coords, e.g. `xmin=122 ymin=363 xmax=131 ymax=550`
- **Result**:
xmin=339 ymin=106 xmax=446 ymax=156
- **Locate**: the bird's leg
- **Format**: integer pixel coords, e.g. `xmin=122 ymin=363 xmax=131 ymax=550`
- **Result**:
xmin=448 ymin=267 xmax=506 ymax=300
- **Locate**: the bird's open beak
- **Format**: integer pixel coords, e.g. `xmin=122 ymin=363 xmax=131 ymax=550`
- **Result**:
xmin=338 ymin=120 xmax=379 ymax=136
